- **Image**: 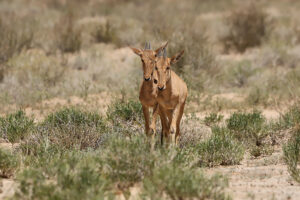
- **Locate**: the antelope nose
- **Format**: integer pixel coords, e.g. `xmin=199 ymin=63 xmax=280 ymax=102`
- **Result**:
xmin=144 ymin=77 xmax=151 ymax=81
xmin=158 ymin=86 xmax=164 ymax=91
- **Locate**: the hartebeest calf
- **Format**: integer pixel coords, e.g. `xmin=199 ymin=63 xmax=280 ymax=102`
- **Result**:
xmin=130 ymin=42 xmax=168 ymax=141
xmin=153 ymin=48 xmax=187 ymax=145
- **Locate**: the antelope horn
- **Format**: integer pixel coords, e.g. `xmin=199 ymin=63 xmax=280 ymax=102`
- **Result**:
xmin=158 ymin=48 xmax=163 ymax=57
xmin=148 ymin=42 xmax=151 ymax=49
xmin=144 ymin=42 xmax=148 ymax=50
xmin=163 ymin=48 xmax=167 ymax=58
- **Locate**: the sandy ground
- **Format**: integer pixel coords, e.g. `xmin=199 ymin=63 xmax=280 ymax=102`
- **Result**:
xmin=206 ymin=149 xmax=300 ymax=200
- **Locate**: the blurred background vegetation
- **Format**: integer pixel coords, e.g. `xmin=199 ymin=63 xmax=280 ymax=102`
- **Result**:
xmin=0 ymin=0 xmax=300 ymax=114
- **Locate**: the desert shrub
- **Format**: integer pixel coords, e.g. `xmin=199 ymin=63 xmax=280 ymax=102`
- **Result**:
xmin=44 ymin=107 xmax=106 ymax=129
xmin=14 ymin=151 xmax=114 ymax=200
xmin=283 ymin=126 xmax=300 ymax=183
xmin=100 ymin=135 xmax=153 ymax=189
xmin=250 ymin=144 xmax=273 ymax=158
xmin=28 ymin=125 xmax=102 ymax=151
xmin=280 ymin=105 xmax=300 ymax=129
xmin=196 ymin=127 xmax=244 ymax=167
xmin=21 ymin=108 xmax=106 ymax=152
xmin=0 ymin=50 xmax=66 ymax=107
xmin=227 ymin=110 xmax=267 ymax=146
xmin=5 ymin=49 xmax=66 ymax=87
xmin=0 ymin=149 xmax=20 ymax=178
xmin=142 ymin=166 xmax=230 ymax=200
xmin=0 ymin=110 xmax=34 ymax=143
xmin=55 ymin=12 xmax=82 ymax=53
xmin=221 ymin=4 xmax=269 ymax=53
xmin=0 ymin=16 xmax=33 ymax=64
xmin=93 ymin=21 xmax=120 ymax=45
xmin=226 ymin=60 xmax=256 ymax=88
xmin=163 ymin=28 xmax=216 ymax=81
xmin=204 ymin=113 xmax=224 ymax=127
xmin=107 ymin=99 xmax=143 ymax=123
xmin=246 ymin=87 xmax=269 ymax=106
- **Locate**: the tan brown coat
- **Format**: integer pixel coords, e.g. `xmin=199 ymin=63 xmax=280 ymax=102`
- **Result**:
xmin=154 ymin=50 xmax=187 ymax=144
xmin=130 ymin=42 xmax=168 ymax=140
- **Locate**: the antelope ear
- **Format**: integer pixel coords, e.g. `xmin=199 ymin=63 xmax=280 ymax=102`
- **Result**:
xmin=154 ymin=41 xmax=168 ymax=56
xmin=170 ymin=50 xmax=184 ymax=64
xmin=130 ymin=47 xmax=143 ymax=56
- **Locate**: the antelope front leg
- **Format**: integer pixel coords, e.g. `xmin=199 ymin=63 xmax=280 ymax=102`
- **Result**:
xmin=169 ymin=105 xmax=181 ymax=145
xmin=158 ymin=106 xmax=169 ymax=146
xmin=142 ymin=105 xmax=150 ymax=136
xmin=149 ymin=103 xmax=159 ymax=149
xmin=149 ymin=103 xmax=159 ymax=136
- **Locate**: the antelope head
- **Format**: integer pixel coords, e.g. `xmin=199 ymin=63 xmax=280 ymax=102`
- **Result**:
xmin=154 ymin=48 xmax=184 ymax=90
xmin=130 ymin=42 xmax=168 ymax=81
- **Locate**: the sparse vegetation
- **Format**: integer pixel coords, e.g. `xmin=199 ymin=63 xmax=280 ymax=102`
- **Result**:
xmin=197 ymin=126 xmax=244 ymax=167
xmin=226 ymin=110 xmax=276 ymax=157
xmin=283 ymin=126 xmax=300 ymax=183
xmin=280 ymin=105 xmax=300 ymax=129
xmin=227 ymin=110 xmax=266 ymax=146
xmin=44 ymin=107 xmax=106 ymax=129
xmin=23 ymin=108 xmax=106 ymax=151
xmin=0 ymin=110 xmax=34 ymax=143
xmin=142 ymin=166 xmax=230 ymax=200
xmin=107 ymin=99 xmax=143 ymax=123
xmin=204 ymin=113 xmax=224 ymax=127
xmin=14 ymin=151 xmax=114 ymax=200
xmin=0 ymin=149 xmax=19 ymax=178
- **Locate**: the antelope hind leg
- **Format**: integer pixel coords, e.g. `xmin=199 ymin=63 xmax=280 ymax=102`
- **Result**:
xmin=175 ymin=103 xmax=185 ymax=145
xmin=142 ymin=105 xmax=151 ymax=136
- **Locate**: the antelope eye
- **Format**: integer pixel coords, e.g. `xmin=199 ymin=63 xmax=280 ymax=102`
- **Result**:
xmin=155 ymin=67 xmax=158 ymax=70
xmin=141 ymin=59 xmax=145 ymax=63
xmin=166 ymin=67 xmax=170 ymax=70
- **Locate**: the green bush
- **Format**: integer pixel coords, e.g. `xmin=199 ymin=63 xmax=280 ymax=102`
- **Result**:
xmin=142 ymin=166 xmax=230 ymax=200
xmin=283 ymin=126 xmax=300 ymax=183
xmin=204 ymin=113 xmax=224 ymax=127
xmin=280 ymin=106 xmax=300 ymax=129
xmin=0 ymin=110 xmax=34 ymax=143
xmin=14 ymin=151 xmax=114 ymax=200
xmin=22 ymin=108 xmax=107 ymax=151
xmin=227 ymin=110 xmax=266 ymax=146
xmin=100 ymin=135 xmax=153 ymax=189
xmin=0 ymin=148 xmax=19 ymax=178
xmin=221 ymin=4 xmax=269 ymax=53
xmin=14 ymin=130 xmax=232 ymax=199
xmin=107 ymin=99 xmax=143 ymax=123
xmin=196 ymin=127 xmax=244 ymax=167
xmin=44 ymin=107 xmax=106 ymax=129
